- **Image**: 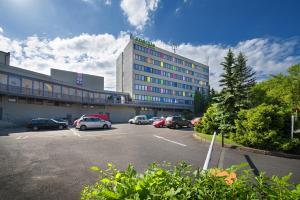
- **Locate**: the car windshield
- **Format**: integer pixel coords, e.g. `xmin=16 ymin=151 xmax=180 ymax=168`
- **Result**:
xmin=50 ymin=119 xmax=59 ymax=123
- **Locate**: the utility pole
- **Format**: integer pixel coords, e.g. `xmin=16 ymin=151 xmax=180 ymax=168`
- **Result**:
xmin=172 ymin=43 xmax=178 ymax=54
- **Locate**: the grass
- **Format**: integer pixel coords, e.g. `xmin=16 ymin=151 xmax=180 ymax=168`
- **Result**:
xmin=195 ymin=131 xmax=242 ymax=147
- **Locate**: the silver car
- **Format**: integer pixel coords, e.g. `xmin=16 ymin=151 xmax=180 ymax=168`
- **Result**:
xmin=76 ymin=117 xmax=111 ymax=131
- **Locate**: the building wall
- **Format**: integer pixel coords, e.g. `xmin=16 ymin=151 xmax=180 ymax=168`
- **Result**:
xmin=0 ymin=96 xmax=136 ymax=125
xmin=51 ymin=68 xmax=104 ymax=91
xmin=116 ymin=40 xmax=133 ymax=95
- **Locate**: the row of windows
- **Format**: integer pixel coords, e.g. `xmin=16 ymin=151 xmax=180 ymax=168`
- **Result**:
xmin=134 ymin=94 xmax=193 ymax=105
xmin=134 ymin=63 xmax=207 ymax=86
xmin=0 ymin=72 xmax=125 ymax=100
xmin=133 ymin=44 xmax=209 ymax=73
xmin=134 ymin=54 xmax=209 ymax=81
xmin=134 ymin=84 xmax=193 ymax=97
xmin=134 ymin=74 xmax=208 ymax=92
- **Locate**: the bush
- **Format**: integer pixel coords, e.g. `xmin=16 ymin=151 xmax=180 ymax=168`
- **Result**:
xmin=81 ymin=162 xmax=300 ymax=200
xmin=195 ymin=104 xmax=220 ymax=135
xmin=232 ymin=104 xmax=300 ymax=152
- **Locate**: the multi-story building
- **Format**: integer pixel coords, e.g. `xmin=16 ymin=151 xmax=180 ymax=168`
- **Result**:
xmin=116 ymin=36 xmax=210 ymax=111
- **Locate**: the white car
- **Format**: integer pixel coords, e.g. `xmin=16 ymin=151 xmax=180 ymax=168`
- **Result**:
xmin=133 ymin=116 xmax=149 ymax=125
xmin=76 ymin=117 xmax=111 ymax=131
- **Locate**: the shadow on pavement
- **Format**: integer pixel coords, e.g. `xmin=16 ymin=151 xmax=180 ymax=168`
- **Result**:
xmin=244 ymin=154 xmax=260 ymax=176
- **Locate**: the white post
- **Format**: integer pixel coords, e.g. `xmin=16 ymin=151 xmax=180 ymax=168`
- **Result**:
xmin=203 ymin=131 xmax=217 ymax=171
xmin=291 ymin=115 xmax=294 ymax=139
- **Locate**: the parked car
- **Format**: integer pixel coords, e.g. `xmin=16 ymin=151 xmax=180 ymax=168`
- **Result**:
xmin=128 ymin=115 xmax=148 ymax=124
xmin=133 ymin=116 xmax=149 ymax=125
xmin=165 ymin=116 xmax=192 ymax=129
xmin=76 ymin=117 xmax=111 ymax=131
xmin=149 ymin=117 xmax=162 ymax=124
xmin=73 ymin=114 xmax=109 ymax=126
xmin=27 ymin=118 xmax=68 ymax=131
xmin=53 ymin=118 xmax=69 ymax=125
xmin=128 ymin=118 xmax=135 ymax=124
xmin=153 ymin=118 xmax=166 ymax=128
xmin=191 ymin=117 xmax=201 ymax=126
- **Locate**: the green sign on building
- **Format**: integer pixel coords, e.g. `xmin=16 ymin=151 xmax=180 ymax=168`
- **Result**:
xmin=130 ymin=34 xmax=155 ymax=49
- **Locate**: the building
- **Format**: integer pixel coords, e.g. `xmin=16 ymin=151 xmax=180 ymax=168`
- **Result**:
xmin=116 ymin=36 xmax=209 ymax=116
xmin=0 ymin=37 xmax=209 ymax=126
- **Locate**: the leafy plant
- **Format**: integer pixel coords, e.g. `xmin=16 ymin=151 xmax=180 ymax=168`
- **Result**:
xmin=81 ymin=162 xmax=300 ymax=200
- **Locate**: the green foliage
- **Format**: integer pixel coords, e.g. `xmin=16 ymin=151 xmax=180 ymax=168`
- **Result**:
xmin=232 ymin=104 xmax=300 ymax=152
xmin=193 ymin=91 xmax=209 ymax=116
xmin=81 ymin=162 xmax=300 ymax=200
xmin=251 ymin=64 xmax=300 ymax=111
xmin=195 ymin=104 xmax=220 ymax=135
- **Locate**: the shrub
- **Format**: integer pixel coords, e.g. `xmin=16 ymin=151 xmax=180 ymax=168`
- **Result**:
xmin=232 ymin=104 xmax=300 ymax=152
xmin=195 ymin=104 xmax=220 ymax=135
xmin=81 ymin=162 xmax=300 ymax=200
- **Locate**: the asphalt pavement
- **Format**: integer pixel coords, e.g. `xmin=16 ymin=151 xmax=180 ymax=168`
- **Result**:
xmin=0 ymin=124 xmax=299 ymax=200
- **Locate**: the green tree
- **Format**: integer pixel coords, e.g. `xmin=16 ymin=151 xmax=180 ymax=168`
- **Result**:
xmin=218 ymin=49 xmax=236 ymax=127
xmin=251 ymin=64 xmax=300 ymax=111
xmin=194 ymin=90 xmax=210 ymax=116
xmin=233 ymin=52 xmax=256 ymax=109
xmin=288 ymin=64 xmax=300 ymax=111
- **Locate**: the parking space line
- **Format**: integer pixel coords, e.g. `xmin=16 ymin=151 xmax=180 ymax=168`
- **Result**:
xmin=70 ymin=129 xmax=81 ymax=137
xmin=153 ymin=135 xmax=187 ymax=147
xmin=16 ymin=136 xmax=29 ymax=140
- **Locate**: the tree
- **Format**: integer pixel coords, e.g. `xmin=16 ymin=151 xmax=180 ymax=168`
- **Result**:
xmin=194 ymin=90 xmax=203 ymax=116
xmin=218 ymin=49 xmax=236 ymax=125
xmin=288 ymin=64 xmax=300 ymax=111
xmin=233 ymin=52 xmax=256 ymax=109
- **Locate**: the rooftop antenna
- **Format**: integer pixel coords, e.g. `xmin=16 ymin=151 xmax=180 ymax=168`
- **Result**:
xmin=172 ymin=43 xmax=178 ymax=54
xmin=206 ymin=56 xmax=210 ymax=66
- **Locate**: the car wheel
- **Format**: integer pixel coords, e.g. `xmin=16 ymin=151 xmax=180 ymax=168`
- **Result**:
xmin=33 ymin=126 xmax=39 ymax=131
xmin=80 ymin=125 xmax=87 ymax=131
xmin=175 ymin=124 xmax=179 ymax=129
xmin=160 ymin=124 xmax=163 ymax=128
xmin=138 ymin=121 xmax=141 ymax=125
xmin=188 ymin=123 xmax=192 ymax=128
xmin=58 ymin=125 xmax=63 ymax=130
xmin=103 ymin=124 xmax=108 ymax=129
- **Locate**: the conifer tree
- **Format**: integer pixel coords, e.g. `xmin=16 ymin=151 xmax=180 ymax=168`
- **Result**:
xmin=233 ymin=52 xmax=256 ymax=109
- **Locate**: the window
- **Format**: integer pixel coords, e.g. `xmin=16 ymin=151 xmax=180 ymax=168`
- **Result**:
xmin=69 ymin=88 xmax=75 ymax=96
xmin=33 ymin=81 xmax=43 ymax=96
xmin=8 ymin=75 xmax=20 ymax=87
xmin=22 ymin=78 xmax=32 ymax=95
xmin=8 ymin=75 xmax=21 ymax=93
xmin=44 ymin=83 xmax=53 ymax=97
xmin=0 ymin=73 xmax=7 ymax=85
xmin=76 ymin=89 xmax=82 ymax=97
xmin=62 ymin=86 xmax=69 ymax=97
xmin=53 ymin=84 xmax=61 ymax=98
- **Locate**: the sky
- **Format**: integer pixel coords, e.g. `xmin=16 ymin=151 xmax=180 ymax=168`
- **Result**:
xmin=0 ymin=0 xmax=299 ymax=90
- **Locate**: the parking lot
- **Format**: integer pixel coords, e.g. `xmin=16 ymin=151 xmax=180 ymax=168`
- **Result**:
xmin=1 ymin=124 xmax=300 ymax=200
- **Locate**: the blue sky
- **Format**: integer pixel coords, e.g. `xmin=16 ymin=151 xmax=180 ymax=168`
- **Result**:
xmin=0 ymin=0 xmax=299 ymax=90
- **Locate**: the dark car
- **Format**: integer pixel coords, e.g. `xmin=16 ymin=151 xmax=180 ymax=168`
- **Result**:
xmin=165 ymin=116 xmax=192 ymax=129
xmin=27 ymin=118 xmax=68 ymax=131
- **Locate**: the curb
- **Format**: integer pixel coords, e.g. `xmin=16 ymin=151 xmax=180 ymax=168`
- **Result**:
xmin=193 ymin=133 xmax=300 ymax=160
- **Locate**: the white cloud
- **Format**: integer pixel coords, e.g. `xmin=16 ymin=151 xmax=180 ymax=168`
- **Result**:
xmin=0 ymin=31 xmax=299 ymax=91
xmin=0 ymin=27 xmax=3 ymax=33
xmin=120 ymin=0 xmax=159 ymax=30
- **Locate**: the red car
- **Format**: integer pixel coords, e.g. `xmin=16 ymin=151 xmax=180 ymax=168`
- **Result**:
xmin=153 ymin=118 xmax=166 ymax=128
xmin=191 ymin=117 xmax=201 ymax=126
xmin=73 ymin=114 xmax=109 ymax=126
